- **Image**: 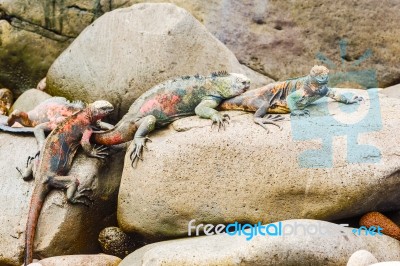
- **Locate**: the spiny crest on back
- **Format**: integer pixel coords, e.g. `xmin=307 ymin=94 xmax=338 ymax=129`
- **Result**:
xmin=70 ymin=100 xmax=85 ymax=109
xmin=48 ymin=97 xmax=85 ymax=109
xmin=211 ymin=71 xmax=229 ymax=78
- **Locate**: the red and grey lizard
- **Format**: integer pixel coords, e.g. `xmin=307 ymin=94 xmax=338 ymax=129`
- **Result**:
xmin=92 ymin=71 xmax=251 ymax=166
xmin=219 ymin=65 xmax=364 ymax=131
xmin=23 ymin=100 xmax=114 ymax=265
xmin=4 ymin=97 xmax=85 ymax=149
xmin=1 ymin=97 xmax=113 ymax=153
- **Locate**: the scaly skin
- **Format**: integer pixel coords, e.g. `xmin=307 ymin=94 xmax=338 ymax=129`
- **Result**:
xmin=0 ymin=88 xmax=13 ymax=115
xmin=93 ymin=72 xmax=251 ymax=166
xmin=220 ymin=65 xmax=364 ymax=132
xmin=23 ymin=100 xmax=113 ymax=265
xmin=6 ymin=97 xmax=85 ymax=151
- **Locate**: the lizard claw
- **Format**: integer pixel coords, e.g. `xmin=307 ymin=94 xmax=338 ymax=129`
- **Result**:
xmin=349 ymin=95 xmax=365 ymax=104
xmin=211 ymin=113 xmax=230 ymax=131
xmin=130 ymin=137 xmax=151 ymax=168
xmin=25 ymin=151 xmax=40 ymax=167
xmin=89 ymin=144 xmax=109 ymax=159
xmin=291 ymin=109 xmax=310 ymax=117
xmin=71 ymin=188 xmax=94 ymax=206
xmin=254 ymin=115 xmax=283 ymax=132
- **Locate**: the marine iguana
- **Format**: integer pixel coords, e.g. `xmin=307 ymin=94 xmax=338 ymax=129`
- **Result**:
xmin=93 ymin=71 xmax=251 ymax=166
xmin=0 ymin=88 xmax=13 ymax=115
xmin=23 ymin=100 xmax=114 ymax=265
xmin=220 ymin=65 xmax=364 ymax=132
xmin=5 ymin=97 xmax=85 ymax=150
xmin=2 ymin=97 xmax=114 ymax=153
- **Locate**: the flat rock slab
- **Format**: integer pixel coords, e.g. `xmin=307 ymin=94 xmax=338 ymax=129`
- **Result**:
xmin=118 ymin=89 xmax=400 ymax=239
xmin=47 ymin=3 xmax=271 ymax=120
xmin=0 ymin=134 xmax=124 ymax=265
xmin=120 ymin=220 xmax=400 ymax=266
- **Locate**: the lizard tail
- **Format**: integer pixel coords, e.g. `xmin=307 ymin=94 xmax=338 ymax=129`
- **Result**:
xmin=25 ymin=185 xmax=48 ymax=265
xmin=93 ymin=115 xmax=139 ymax=146
xmin=0 ymin=124 xmax=35 ymax=133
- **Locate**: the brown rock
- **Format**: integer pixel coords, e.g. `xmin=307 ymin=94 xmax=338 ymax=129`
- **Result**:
xmin=0 ymin=88 xmax=13 ymax=115
xmin=360 ymin=212 xmax=400 ymax=241
xmin=46 ymin=3 xmax=272 ymax=120
xmin=98 ymin=227 xmax=136 ymax=258
xmin=0 ymin=19 xmax=71 ymax=95
xmin=111 ymin=0 xmax=400 ymax=88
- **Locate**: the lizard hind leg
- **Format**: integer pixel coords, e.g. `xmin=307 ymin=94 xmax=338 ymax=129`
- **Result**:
xmin=49 ymin=175 xmax=94 ymax=206
xmin=130 ymin=115 xmax=156 ymax=168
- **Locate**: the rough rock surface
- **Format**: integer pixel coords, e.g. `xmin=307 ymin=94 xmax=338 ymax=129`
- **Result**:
xmin=118 ymin=90 xmax=400 ymax=238
xmin=0 ymin=0 xmax=120 ymax=93
xmin=123 ymin=0 xmax=400 ymax=88
xmin=98 ymin=227 xmax=136 ymax=258
xmin=381 ymin=84 xmax=400 ymax=99
xmin=119 ymin=220 xmax=400 ymax=266
xmin=46 ymin=3 xmax=272 ymax=120
xmin=0 ymin=134 xmax=124 ymax=265
xmin=9 ymin=89 xmax=52 ymax=113
xmin=347 ymin=250 xmax=379 ymax=266
xmin=2 ymin=1 xmax=400 ymax=92
xmin=29 ymin=254 xmax=121 ymax=266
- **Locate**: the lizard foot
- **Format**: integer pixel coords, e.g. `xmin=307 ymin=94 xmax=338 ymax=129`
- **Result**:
xmin=348 ymin=95 xmax=364 ymax=104
xmin=130 ymin=137 xmax=152 ymax=168
xmin=70 ymin=188 xmax=94 ymax=207
xmin=89 ymin=144 xmax=109 ymax=159
xmin=254 ymin=115 xmax=284 ymax=133
xmin=211 ymin=113 xmax=230 ymax=131
xmin=290 ymin=109 xmax=310 ymax=117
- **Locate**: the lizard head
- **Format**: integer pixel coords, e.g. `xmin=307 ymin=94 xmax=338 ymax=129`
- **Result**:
xmin=89 ymin=100 xmax=114 ymax=121
xmin=310 ymin=65 xmax=329 ymax=86
xmin=209 ymin=72 xmax=251 ymax=98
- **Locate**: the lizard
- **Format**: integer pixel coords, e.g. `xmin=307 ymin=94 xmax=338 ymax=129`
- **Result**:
xmin=1 ymin=96 xmax=114 ymax=155
xmin=92 ymin=71 xmax=251 ymax=166
xmin=23 ymin=100 xmax=114 ymax=265
xmin=0 ymin=88 xmax=13 ymax=115
xmin=4 ymin=97 xmax=85 ymax=150
xmin=219 ymin=65 xmax=364 ymax=132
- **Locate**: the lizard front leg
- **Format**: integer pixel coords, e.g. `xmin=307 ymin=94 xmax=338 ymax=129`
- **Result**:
xmin=287 ymin=90 xmax=310 ymax=117
xmin=81 ymin=128 xmax=109 ymax=159
xmin=253 ymin=101 xmax=284 ymax=132
xmin=130 ymin=115 xmax=155 ymax=167
xmin=326 ymin=88 xmax=364 ymax=104
xmin=195 ymin=97 xmax=230 ymax=131
xmin=50 ymin=175 xmax=93 ymax=206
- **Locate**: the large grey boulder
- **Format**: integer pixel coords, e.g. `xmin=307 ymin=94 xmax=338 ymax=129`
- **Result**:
xmin=46 ymin=3 xmax=271 ymax=120
xmin=118 ymin=90 xmax=400 ymax=239
xmin=119 ymin=220 xmax=400 ymax=266
xmin=0 ymin=133 xmax=124 ymax=265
